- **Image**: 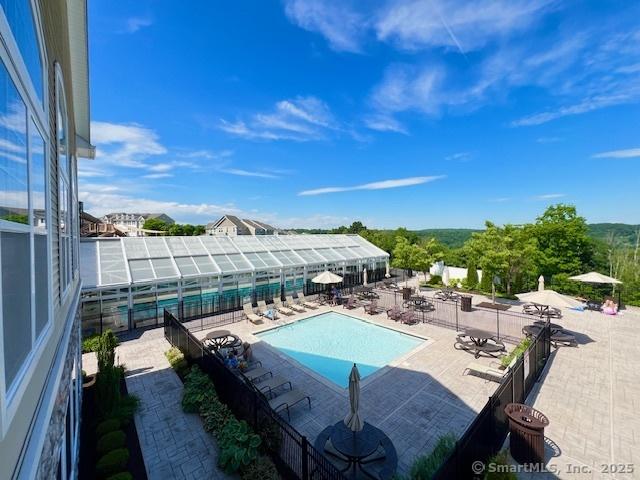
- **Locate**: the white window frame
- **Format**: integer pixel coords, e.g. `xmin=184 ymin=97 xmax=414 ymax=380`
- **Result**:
xmin=0 ymin=0 xmax=52 ymax=438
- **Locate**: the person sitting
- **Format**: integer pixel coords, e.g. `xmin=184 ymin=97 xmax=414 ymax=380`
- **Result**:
xmin=225 ymin=350 xmax=239 ymax=369
xmin=602 ymin=299 xmax=618 ymax=315
xmin=240 ymin=342 xmax=253 ymax=363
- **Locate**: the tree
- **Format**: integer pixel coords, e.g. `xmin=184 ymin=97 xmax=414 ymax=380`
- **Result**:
xmin=532 ymin=204 xmax=594 ymax=278
xmin=167 ymin=224 xmax=184 ymax=236
xmin=465 ymin=222 xmax=539 ymax=295
xmin=193 ymin=225 xmax=206 ymax=235
xmin=347 ymin=221 xmax=366 ymax=234
xmin=466 ymin=261 xmax=479 ymax=289
xmin=391 ymin=237 xmax=414 ymax=271
xmin=143 ymin=218 xmax=168 ymax=232
xmin=412 ymin=238 xmax=444 ymax=282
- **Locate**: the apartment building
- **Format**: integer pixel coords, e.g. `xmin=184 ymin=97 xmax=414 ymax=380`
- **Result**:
xmin=0 ymin=0 xmax=93 ymax=478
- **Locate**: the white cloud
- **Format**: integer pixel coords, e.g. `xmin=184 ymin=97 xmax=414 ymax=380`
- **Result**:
xmin=445 ymin=152 xmax=472 ymax=162
xmin=283 ymin=0 xmax=365 ymax=53
xmin=220 ymin=168 xmax=280 ymax=179
xmin=536 ymin=136 xmax=562 ymax=143
xmin=219 ymin=96 xmax=340 ymax=141
xmin=592 ymin=148 xmax=640 ymax=159
xmin=375 ymin=0 xmax=553 ymax=53
xmin=122 ymin=16 xmax=153 ymax=34
xmin=90 ymin=121 xmax=167 ymax=168
xmin=298 ymin=175 xmax=445 ymax=196
xmin=489 ymin=197 xmax=511 ymax=203
xmin=142 ymin=173 xmax=173 ymax=179
xmin=363 ymin=114 xmax=407 ymax=134
xmin=534 ymin=193 xmax=566 ymax=200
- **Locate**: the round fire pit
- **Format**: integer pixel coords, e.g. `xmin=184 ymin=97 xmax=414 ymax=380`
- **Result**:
xmin=504 ymin=403 xmax=549 ymax=465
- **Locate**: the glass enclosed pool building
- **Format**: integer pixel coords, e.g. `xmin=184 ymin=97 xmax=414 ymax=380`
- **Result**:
xmin=79 ymin=234 xmax=389 ymax=333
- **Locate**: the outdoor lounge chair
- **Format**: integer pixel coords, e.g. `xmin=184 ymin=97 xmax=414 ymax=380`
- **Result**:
xmin=242 ymin=303 xmax=263 ymax=325
xmin=551 ymin=331 xmax=577 ymax=348
xmin=400 ymin=310 xmax=419 ymax=325
xmin=285 ymin=295 xmax=305 ymax=313
xmin=463 ymin=356 xmax=517 ymax=383
xmin=273 ymin=298 xmax=294 ymax=316
xmin=343 ymin=295 xmax=358 ymax=310
xmin=386 ymin=305 xmax=403 ymax=321
xmin=257 ymin=300 xmax=277 ymax=320
xmin=364 ymin=299 xmax=384 ymax=315
xmin=253 ymin=375 xmax=293 ymax=397
xmin=297 ymin=293 xmax=320 ymax=309
xmin=268 ymin=388 xmax=311 ymax=421
xmin=244 ymin=366 xmax=273 ymax=382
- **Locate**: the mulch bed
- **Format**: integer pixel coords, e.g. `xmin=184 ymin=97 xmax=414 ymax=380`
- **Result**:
xmin=476 ymin=302 xmax=512 ymax=311
xmin=79 ymin=377 xmax=147 ymax=480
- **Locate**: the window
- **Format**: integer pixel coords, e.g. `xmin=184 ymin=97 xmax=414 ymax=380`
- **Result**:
xmin=0 ymin=1 xmax=49 ymax=403
xmin=57 ymin=75 xmax=72 ymax=295
xmin=0 ymin=0 xmax=44 ymax=102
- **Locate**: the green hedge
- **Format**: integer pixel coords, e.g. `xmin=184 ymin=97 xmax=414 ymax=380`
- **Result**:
xmin=407 ymin=433 xmax=456 ymax=480
xmin=97 ymin=430 xmax=126 ymax=455
xmin=500 ymin=337 xmax=532 ymax=368
xmin=106 ymin=473 xmax=133 ymax=480
xmin=96 ymin=418 xmax=121 ymax=437
xmin=96 ymin=448 xmax=130 ymax=478
xmin=82 ymin=333 xmax=101 ymax=353
xmin=165 ymin=347 xmax=188 ymax=377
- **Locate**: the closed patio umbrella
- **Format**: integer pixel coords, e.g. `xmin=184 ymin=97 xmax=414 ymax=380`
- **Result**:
xmin=363 ymin=268 xmax=368 ymax=286
xmin=538 ymin=275 xmax=545 ymax=292
xmin=516 ymin=290 xmax=582 ymax=309
xmin=311 ymin=271 xmax=343 ymax=285
xmin=344 ymin=364 xmax=363 ymax=432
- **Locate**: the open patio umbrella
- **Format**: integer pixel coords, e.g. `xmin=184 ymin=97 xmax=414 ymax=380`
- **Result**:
xmin=538 ymin=275 xmax=545 ymax=292
xmin=568 ymin=272 xmax=622 ymax=284
xmin=516 ymin=289 xmax=582 ymax=309
xmin=311 ymin=271 xmax=343 ymax=285
xmin=363 ymin=268 xmax=368 ymax=286
xmin=344 ymin=364 xmax=363 ymax=432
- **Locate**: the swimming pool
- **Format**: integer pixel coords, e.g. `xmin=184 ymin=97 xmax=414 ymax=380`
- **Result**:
xmin=256 ymin=312 xmax=425 ymax=388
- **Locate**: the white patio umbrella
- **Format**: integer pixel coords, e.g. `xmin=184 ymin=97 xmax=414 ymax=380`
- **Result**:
xmin=568 ymin=272 xmax=622 ymax=285
xmin=363 ymin=268 xmax=368 ymax=286
xmin=344 ymin=364 xmax=363 ymax=432
xmin=538 ymin=275 xmax=545 ymax=292
xmin=442 ymin=267 xmax=450 ymax=286
xmin=311 ymin=271 xmax=343 ymax=285
xmin=516 ymin=289 xmax=582 ymax=309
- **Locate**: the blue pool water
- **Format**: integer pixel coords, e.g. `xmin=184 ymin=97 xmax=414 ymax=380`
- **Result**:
xmin=256 ymin=312 xmax=424 ymax=388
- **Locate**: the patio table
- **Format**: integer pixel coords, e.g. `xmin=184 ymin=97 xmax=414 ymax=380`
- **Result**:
xmin=329 ymin=421 xmax=385 ymax=479
xmin=533 ymin=321 xmax=564 ymax=333
xmin=463 ymin=328 xmax=494 ymax=347
xmin=205 ymin=330 xmax=242 ymax=350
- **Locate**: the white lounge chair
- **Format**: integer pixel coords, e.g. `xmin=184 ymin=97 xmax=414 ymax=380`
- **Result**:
xmin=463 ymin=356 xmax=518 ymax=383
xmin=297 ymin=293 xmax=319 ymax=309
xmin=273 ymin=298 xmax=294 ymax=316
xmin=285 ymin=296 xmax=305 ymax=313
xmin=243 ymin=303 xmax=263 ymax=325
xmin=257 ymin=300 xmax=277 ymax=320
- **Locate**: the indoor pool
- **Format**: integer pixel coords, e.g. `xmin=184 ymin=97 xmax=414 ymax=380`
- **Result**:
xmin=256 ymin=312 xmax=424 ymax=388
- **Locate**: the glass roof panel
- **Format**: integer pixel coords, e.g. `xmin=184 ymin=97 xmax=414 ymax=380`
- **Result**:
xmin=182 ymin=237 xmax=208 ymax=255
xmin=244 ymin=252 xmax=266 ymax=268
xmin=214 ymin=236 xmax=238 ymax=253
xmin=227 ymin=253 xmax=252 ymax=271
xmin=271 ymin=250 xmax=294 ymax=266
xmin=123 ymin=238 xmax=148 ymax=259
xmin=80 ymin=241 xmax=99 ymax=287
xmin=211 ymin=254 xmax=235 ymax=271
xmin=166 ymin=237 xmax=190 ymax=256
xmin=297 ymin=249 xmax=324 ymax=264
xmin=315 ymin=248 xmax=343 ymax=261
xmin=257 ymin=251 xmax=281 ymax=267
xmin=192 ymin=255 xmax=219 ymax=274
xmin=174 ymin=256 xmax=199 ymax=276
xmin=99 ymin=241 xmax=129 ymax=285
xmin=145 ymin=237 xmax=170 ymax=257
xmin=150 ymin=258 xmax=178 ymax=279
xmin=129 ymin=259 xmax=155 ymax=282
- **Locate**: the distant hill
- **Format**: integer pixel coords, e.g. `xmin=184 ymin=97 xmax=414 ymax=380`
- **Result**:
xmin=588 ymin=223 xmax=640 ymax=246
xmin=415 ymin=229 xmax=481 ymax=248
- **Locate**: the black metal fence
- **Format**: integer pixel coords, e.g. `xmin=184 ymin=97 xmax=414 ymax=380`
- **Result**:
xmin=433 ymin=323 xmax=552 ymax=479
xmin=163 ymin=310 xmax=346 ymax=480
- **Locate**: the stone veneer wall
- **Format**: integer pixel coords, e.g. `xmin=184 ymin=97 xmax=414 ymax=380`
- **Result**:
xmin=35 ymin=310 xmax=81 ymax=480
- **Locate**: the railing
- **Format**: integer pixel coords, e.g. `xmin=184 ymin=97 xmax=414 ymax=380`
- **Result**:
xmin=433 ymin=323 xmax=552 ymax=479
xmin=163 ymin=310 xmax=346 ymax=480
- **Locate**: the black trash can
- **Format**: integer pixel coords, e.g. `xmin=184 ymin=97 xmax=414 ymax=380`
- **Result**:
xmin=505 ymin=403 xmax=549 ymax=465
xmin=460 ymin=295 xmax=472 ymax=312
xmin=402 ymin=287 xmax=412 ymax=300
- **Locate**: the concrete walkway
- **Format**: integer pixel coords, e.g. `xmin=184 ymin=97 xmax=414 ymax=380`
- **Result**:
xmin=520 ymin=307 xmax=640 ymax=480
xmin=85 ymin=328 xmax=231 ymax=480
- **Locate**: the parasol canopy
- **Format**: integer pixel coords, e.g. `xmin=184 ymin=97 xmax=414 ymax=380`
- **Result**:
xmin=311 ymin=271 xmax=343 ymax=285
xmin=516 ymin=289 xmax=583 ymax=309
xmin=568 ymin=272 xmax=622 ymax=284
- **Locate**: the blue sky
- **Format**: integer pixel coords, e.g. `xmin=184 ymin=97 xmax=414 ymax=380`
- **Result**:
xmin=81 ymin=0 xmax=640 ymax=228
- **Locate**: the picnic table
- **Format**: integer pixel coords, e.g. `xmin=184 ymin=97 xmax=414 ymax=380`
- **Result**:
xmin=533 ymin=320 xmax=564 ymax=333
xmin=455 ymin=329 xmax=506 ymax=358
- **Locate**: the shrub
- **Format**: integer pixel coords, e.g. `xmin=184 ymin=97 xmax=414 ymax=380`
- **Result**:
xmin=182 ymin=365 xmax=216 ymax=413
xmin=165 ymin=347 xmax=188 ymax=376
xmin=96 ymin=448 xmax=130 ymax=478
xmin=96 ymin=366 xmax=122 ymax=419
xmin=96 ymin=418 xmax=121 ymax=437
xmin=409 ymin=433 xmax=456 ymax=480
xmin=111 ymin=394 xmax=140 ymax=424
xmin=427 ymin=275 xmax=442 ymax=286
xmin=106 ymin=473 xmax=133 ymax=480
xmin=97 ymin=330 xmax=119 ymax=372
xmin=83 ymin=333 xmax=101 ymax=353
xmin=97 ymin=430 xmax=126 ymax=455
xmin=500 ymin=338 xmax=532 ymax=368
xmin=218 ymin=419 xmax=261 ymax=473
xmin=466 ymin=262 xmax=479 ymax=290
xmin=484 ymin=450 xmax=517 ymax=479
xmin=240 ymin=454 xmax=280 ymax=480
xmin=200 ymin=399 xmax=233 ymax=434
xmin=479 ymin=272 xmax=493 ymax=292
